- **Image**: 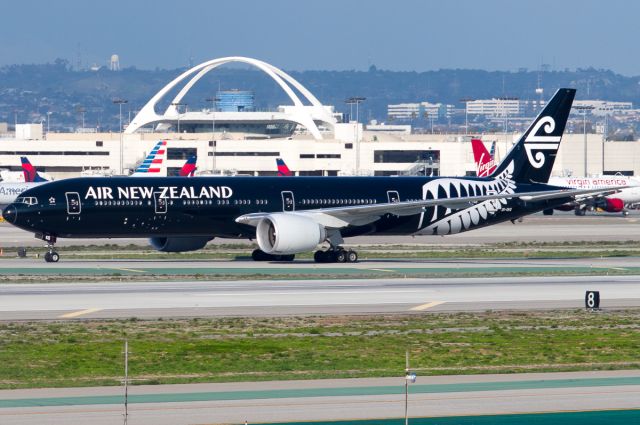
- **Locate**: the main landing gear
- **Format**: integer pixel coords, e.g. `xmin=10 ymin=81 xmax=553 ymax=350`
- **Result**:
xmin=314 ymin=248 xmax=358 ymax=263
xmin=37 ymin=233 xmax=59 ymax=263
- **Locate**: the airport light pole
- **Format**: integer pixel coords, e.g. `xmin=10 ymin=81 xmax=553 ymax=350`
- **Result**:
xmin=171 ymin=102 xmax=186 ymax=134
xmin=122 ymin=339 xmax=129 ymax=425
xmin=113 ymin=99 xmax=128 ymax=175
xmin=77 ymin=107 xmax=86 ymax=131
xmin=345 ymin=97 xmax=366 ymax=174
xmin=459 ymin=98 xmax=474 ymax=135
xmin=46 ymin=111 xmax=52 ymax=136
xmin=206 ymin=97 xmax=220 ymax=172
xmin=574 ymin=105 xmax=594 ymax=176
xmin=404 ymin=350 xmax=416 ymax=425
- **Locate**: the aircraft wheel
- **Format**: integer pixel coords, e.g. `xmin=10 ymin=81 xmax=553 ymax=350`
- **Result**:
xmin=278 ymin=254 xmax=295 ymax=262
xmin=346 ymin=250 xmax=358 ymax=263
xmin=252 ymin=249 xmax=269 ymax=261
xmin=623 ymin=210 xmax=630 ymax=217
xmin=314 ymin=250 xmax=327 ymax=263
xmin=314 ymin=250 xmax=335 ymax=263
xmin=335 ymin=250 xmax=347 ymax=263
xmin=44 ymin=252 xmax=52 ymax=263
xmin=542 ymin=209 xmax=554 ymax=216
xmin=50 ymin=252 xmax=60 ymax=263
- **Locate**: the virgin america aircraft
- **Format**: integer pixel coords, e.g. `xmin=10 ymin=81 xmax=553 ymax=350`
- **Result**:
xmin=2 ymin=88 xmax=621 ymax=263
xmin=471 ymin=135 xmax=639 ymax=216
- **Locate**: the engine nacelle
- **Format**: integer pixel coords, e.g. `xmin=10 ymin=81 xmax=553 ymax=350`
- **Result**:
xmin=596 ymin=198 xmax=624 ymax=213
xmin=149 ymin=236 xmax=212 ymax=252
xmin=256 ymin=213 xmax=326 ymax=255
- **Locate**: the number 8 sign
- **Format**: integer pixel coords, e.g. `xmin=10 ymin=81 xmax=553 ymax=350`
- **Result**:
xmin=585 ymin=291 xmax=600 ymax=310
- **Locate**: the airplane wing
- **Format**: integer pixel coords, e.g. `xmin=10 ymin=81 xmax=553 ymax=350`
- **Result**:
xmin=236 ymin=186 xmax=625 ymax=229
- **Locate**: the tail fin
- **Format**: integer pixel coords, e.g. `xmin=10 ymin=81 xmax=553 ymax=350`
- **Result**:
xmin=20 ymin=157 xmax=48 ymax=182
xmin=179 ymin=155 xmax=197 ymax=177
xmin=276 ymin=158 xmax=293 ymax=176
xmin=471 ymin=139 xmax=497 ymax=177
xmin=492 ymin=88 xmax=576 ymax=184
xmin=131 ymin=140 xmax=167 ymax=176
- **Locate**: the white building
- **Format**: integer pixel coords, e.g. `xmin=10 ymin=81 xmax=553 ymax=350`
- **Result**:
xmin=573 ymin=100 xmax=634 ymax=116
xmin=387 ymin=102 xmax=454 ymax=121
xmin=1 ymin=57 xmax=639 ymax=181
xmin=466 ymin=98 xmax=525 ymax=117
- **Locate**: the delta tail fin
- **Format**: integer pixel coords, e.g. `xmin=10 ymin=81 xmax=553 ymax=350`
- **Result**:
xmin=471 ymin=139 xmax=497 ymax=177
xmin=491 ymin=88 xmax=576 ymax=184
xmin=276 ymin=158 xmax=293 ymax=176
xmin=131 ymin=140 xmax=167 ymax=176
xmin=179 ymin=155 xmax=197 ymax=177
xmin=20 ymin=157 xmax=48 ymax=182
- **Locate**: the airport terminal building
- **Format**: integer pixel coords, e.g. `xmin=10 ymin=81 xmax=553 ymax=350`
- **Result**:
xmin=0 ymin=57 xmax=639 ymax=180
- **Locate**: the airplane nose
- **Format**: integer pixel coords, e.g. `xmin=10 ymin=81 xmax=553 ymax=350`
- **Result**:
xmin=2 ymin=204 xmax=17 ymax=224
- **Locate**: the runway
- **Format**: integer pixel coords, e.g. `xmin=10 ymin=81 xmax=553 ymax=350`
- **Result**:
xmin=0 ymin=371 xmax=638 ymax=425
xmin=1 ymin=273 xmax=639 ymax=320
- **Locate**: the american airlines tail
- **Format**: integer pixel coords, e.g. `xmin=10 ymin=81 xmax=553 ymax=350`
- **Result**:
xmin=20 ymin=157 xmax=48 ymax=182
xmin=471 ymin=139 xmax=497 ymax=177
xmin=491 ymin=88 xmax=576 ymax=184
xmin=131 ymin=140 xmax=167 ymax=177
xmin=276 ymin=158 xmax=293 ymax=176
xmin=179 ymin=155 xmax=197 ymax=177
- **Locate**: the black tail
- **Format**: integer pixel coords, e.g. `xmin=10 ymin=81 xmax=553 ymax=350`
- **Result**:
xmin=492 ymin=88 xmax=576 ymax=184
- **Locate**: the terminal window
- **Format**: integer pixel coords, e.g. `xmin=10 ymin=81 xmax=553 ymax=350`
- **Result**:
xmin=374 ymin=150 xmax=440 ymax=163
xmin=167 ymin=147 xmax=197 ymax=160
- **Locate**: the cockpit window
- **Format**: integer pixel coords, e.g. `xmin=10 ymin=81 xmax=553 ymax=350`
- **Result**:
xmin=15 ymin=196 xmax=38 ymax=206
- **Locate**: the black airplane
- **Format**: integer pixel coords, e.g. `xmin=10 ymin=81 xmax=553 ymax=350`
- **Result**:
xmin=2 ymin=88 xmax=619 ymax=263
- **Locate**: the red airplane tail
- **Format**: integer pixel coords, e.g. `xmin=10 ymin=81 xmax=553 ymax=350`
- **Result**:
xmin=471 ymin=139 xmax=497 ymax=178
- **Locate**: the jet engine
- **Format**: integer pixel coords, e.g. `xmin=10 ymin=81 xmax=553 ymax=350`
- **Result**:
xmin=596 ymin=198 xmax=624 ymax=213
xmin=149 ymin=236 xmax=212 ymax=252
xmin=256 ymin=213 xmax=326 ymax=255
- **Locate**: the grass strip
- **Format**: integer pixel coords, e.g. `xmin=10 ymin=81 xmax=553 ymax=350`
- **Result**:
xmin=0 ymin=310 xmax=639 ymax=389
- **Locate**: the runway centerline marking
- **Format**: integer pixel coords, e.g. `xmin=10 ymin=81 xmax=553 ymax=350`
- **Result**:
xmin=410 ymin=301 xmax=445 ymax=311
xmin=59 ymin=308 xmax=102 ymax=319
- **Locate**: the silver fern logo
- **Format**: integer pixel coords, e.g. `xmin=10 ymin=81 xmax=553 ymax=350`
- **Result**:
xmin=417 ymin=161 xmax=516 ymax=235
xmin=524 ymin=116 xmax=561 ymax=168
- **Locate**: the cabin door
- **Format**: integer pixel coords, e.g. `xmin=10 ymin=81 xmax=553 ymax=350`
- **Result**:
xmin=65 ymin=192 xmax=82 ymax=215
xmin=154 ymin=192 xmax=168 ymax=214
xmin=281 ymin=191 xmax=295 ymax=212
xmin=387 ymin=190 xmax=400 ymax=203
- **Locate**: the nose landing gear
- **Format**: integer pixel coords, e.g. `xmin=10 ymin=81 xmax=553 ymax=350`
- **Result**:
xmin=36 ymin=233 xmax=59 ymax=263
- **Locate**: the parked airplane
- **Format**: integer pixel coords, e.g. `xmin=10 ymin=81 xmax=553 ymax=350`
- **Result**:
xmin=131 ymin=140 xmax=167 ymax=176
xmin=276 ymin=158 xmax=293 ymax=176
xmin=1 ymin=141 xmax=173 ymax=209
xmin=21 ymin=157 xmax=49 ymax=182
xmin=3 ymin=89 xmax=622 ymax=263
xmin=471 ymin=137 xmax=639 ymax=216
xmin=471 ymin=139 xmax=497 ymax=177
xmin=179 ymin=155 xmax=197 ymax=177
xmin=0 ymin=158 xmax=49 ymax=209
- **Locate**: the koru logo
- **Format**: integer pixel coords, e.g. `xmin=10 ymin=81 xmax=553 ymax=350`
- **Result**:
xmin=524 ymin=116 xmax=561 ymax=169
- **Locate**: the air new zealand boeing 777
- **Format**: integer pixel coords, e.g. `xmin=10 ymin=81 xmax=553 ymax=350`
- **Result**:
xmin=1 ymin=89 xmax=620 ymax=263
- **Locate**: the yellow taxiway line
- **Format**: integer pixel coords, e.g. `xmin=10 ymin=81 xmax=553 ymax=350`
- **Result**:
xmin=59 ymin=308 xmax=102 ymax=319
xmin=410 ymin=301 xmax=445 ymax=311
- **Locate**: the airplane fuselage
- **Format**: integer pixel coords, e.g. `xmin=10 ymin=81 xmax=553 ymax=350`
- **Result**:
xmin=7 ymin=174 xmax=569 ymax=240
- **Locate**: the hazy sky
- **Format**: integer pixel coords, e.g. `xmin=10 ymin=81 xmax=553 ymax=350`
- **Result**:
xmin=1 ymin=0 xmax=638 ymax=75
